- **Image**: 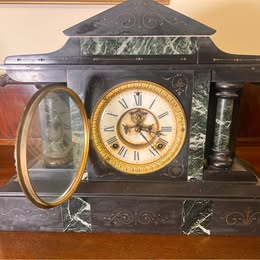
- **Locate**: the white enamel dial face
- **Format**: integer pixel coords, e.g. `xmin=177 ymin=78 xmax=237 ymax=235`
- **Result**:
xmin=91 ymin=80 xmax=187 ymax=174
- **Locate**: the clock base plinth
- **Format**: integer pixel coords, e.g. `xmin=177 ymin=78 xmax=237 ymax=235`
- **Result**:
xmin=88 ymin=197 xmax=260 ymax=236
xmin=0 ymin=175 xmax=260 ymax=235
xmin=203 ymin=158 xmax=258 ymax=182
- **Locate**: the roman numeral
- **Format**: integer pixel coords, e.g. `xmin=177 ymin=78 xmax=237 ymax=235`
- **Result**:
xmin=134 ymin=151 xmax=140 ymax=161
xmin=159 ymin=138 xmax=168 ymax=145
xmin=106 ymin=136 xmax=117 ymax=145
xmin=158 ymin=111 xmax=169 ymax=119
xmin=107 ymin=112 xmax=118 ymax=118
xmin=149 ymin=98 xmax=156 ymax=110
xmin=118 ymin=98 xmax=128 ymax=109
xmin=134 ymin=93 xmax=142 ymax=106
xmin=118 ymin=146 xmax=128 ymax=157
xmin=104 ymin=126 xmax=115 ymax=132
xmin=161 ymin=126 xmax=172 ymax=132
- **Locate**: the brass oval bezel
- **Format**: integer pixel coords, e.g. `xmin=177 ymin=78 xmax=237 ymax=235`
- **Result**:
xmin=16 ymin=85 xmax=89 ymax=208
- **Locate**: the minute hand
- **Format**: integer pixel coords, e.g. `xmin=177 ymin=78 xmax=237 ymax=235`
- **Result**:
xmin=139 ymin=131 xmax=160 ymax=157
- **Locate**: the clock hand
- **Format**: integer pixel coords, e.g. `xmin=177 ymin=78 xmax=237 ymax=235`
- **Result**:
xmin=122 ymin=124 xmax=138 ymax=134
xmin=139 ymin=131 xmax=161 ymax=156
xmin=139 ymin=125 xmax=164 ymax=137
xmin=123 ymin=124 xmax=129 ymax=134
xmin=122 ymin=123 xmax=163 ymax=138
xmin=122 ymin=123 xmax=150 ymax=134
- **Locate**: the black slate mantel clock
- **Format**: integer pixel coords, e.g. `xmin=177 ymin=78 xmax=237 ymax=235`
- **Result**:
xmin=0 ymin=0 xmax=259 ymax=235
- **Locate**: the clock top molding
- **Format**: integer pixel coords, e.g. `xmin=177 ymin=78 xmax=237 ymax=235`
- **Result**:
xmin=63 ymin=0 xmax=216 ymax=37
xmin=2 ymin=0 xmax=260 ymax=85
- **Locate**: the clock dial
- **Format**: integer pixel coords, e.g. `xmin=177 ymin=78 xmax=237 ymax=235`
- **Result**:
xmin=91 ymin=80 xmax=187 ymax=174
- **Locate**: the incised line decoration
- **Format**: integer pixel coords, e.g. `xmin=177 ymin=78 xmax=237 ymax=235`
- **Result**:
xmin=103 ymin=209 xmax=169 ymax=226
xmin=221 ymin=208 xmax=260 ymax=226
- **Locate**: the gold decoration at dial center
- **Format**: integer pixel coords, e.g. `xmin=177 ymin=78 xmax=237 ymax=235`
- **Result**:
xmin=118 ymin=108 xmax=159 ymax=149
xmin=91 ymin=80 xmax=187 ymax=174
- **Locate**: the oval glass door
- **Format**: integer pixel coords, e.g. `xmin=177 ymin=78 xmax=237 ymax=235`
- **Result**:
xmin=15 ymin=85 xmax=89 ymax=208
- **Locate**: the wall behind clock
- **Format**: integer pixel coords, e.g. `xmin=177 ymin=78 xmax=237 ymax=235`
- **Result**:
xmin=0 ymin=0 xmax=260 ymax=63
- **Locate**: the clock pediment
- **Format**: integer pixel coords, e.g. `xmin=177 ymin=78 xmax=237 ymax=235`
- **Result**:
xmin=63 ymin=0 xmax=216 ymax=37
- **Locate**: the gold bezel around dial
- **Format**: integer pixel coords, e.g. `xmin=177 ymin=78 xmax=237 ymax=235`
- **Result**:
xmin=91 ymin=80 xmax=187 ymax=175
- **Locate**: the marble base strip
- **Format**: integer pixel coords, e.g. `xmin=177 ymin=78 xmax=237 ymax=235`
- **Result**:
xmin=182 ymin=200 xmax=213 ymax=235
xmin=62 ymin=197 xmax=92 ymax=232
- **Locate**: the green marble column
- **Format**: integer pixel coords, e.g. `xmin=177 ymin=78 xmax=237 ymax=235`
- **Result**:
xmin=209 ymin=83 xmax=241 ymax=169
xmin=213 ymin=98 xmax=234 ymax=152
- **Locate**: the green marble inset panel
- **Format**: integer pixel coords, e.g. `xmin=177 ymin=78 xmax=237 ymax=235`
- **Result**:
xmin=188 ymin=71 xmax=211 ymax=181
xmin=63 ymin=197 xmax=92 ymax=232
xmin=81 ymin=37 xmax=198 ymax=56
xmin=182 ymin=200 xmax=213 ymax=235
xmin=213 ymin=98 xmax=233 ymax=152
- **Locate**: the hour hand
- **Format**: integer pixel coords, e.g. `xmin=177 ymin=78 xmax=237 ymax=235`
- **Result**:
xmin=122 ymin=123 xmax=136 ymax=134
xmin=123 ymin=124 xmax=129 ymax=134
xmin=140 ymin=125 xmax=163 ymax=137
